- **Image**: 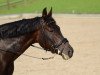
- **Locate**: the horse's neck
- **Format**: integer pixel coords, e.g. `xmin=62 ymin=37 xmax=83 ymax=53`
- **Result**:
xmin=0 ymin=33 xmax=36 ymax=56
xmin=15 ymin=33 xmax=36 ymax=55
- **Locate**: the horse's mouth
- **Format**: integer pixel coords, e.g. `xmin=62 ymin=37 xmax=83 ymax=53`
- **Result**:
xmin=58 ymin=50 xmax=70 ymax=60
xmin=61 ymin=53 xmax=70 ymax=60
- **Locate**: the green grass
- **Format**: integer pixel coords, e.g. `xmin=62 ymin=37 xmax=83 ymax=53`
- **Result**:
xmin=0 ymin=0 xmax=6 ymax=4
xmin=0 ymin=0 xmax=100 ymax=14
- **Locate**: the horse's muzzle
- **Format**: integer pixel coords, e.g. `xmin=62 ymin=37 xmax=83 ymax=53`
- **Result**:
xmin=58 ymin=45 xmax=74 ymax=60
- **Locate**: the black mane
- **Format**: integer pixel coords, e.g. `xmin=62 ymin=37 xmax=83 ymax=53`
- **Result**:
xmin=0 ymin=17 xmax=41 ymax=38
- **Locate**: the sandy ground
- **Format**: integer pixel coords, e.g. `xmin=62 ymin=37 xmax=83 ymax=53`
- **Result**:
xmin=0 ymin=14 xmax=100 ymax=75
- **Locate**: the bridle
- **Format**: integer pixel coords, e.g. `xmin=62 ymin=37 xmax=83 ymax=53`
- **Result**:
xmin=51 ymin=38 xmax=68 ymax=54
xmin=40 ymin=20 xmax=69 ymax=55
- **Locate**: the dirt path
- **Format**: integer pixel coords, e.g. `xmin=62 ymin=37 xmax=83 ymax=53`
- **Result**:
xmin=0 ymin=14 xmax=100 ymax=75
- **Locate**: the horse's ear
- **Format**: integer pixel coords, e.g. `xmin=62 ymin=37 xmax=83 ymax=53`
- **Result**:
xmin=42 ymin=7 xmax=47 ymax=18
xmin=48 ymin=7 xmax=52 ymax=17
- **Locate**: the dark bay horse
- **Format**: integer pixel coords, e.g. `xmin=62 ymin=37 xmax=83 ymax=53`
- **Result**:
xmin=0 ymin=8 xmax=73 ymax=75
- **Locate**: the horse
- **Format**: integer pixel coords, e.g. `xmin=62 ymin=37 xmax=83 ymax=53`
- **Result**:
xmin=0 ymin=8 xmax=74 ymax=75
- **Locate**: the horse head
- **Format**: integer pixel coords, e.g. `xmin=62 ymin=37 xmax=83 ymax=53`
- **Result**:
xmin=37 ymin=8 xmax=74 ymax=60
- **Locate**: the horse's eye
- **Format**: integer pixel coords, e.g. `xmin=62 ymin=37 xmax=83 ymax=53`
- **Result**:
xmin=46 ymin=26 xmax=54 ymax=32
xmin=49 ymin=29 xmax=54 ymax=32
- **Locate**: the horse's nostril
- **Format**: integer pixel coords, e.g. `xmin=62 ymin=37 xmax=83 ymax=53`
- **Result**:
xmin=68 ymin=50 xmax=73 ymax=58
